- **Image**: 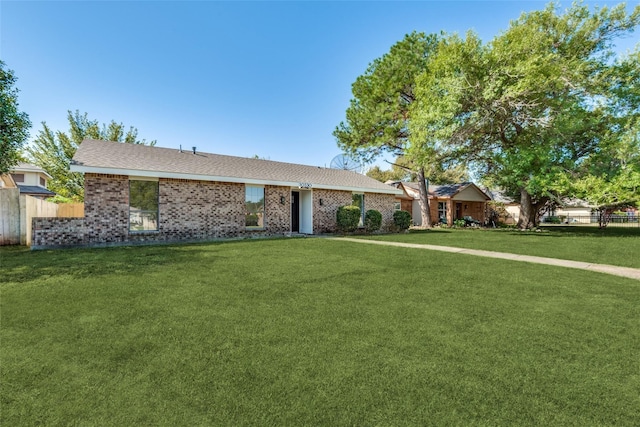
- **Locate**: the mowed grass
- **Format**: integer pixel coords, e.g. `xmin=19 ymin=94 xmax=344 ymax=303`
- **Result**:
xmin=1 ymin=238 xmax=639 ymax=426
xmin=357 ymin=226 xmax=640 ymax=268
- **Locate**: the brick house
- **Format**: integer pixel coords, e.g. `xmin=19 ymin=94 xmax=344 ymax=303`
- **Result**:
xmin=32 ymin=140 xmax=402 ymax=249
xmin=388 ymin=181 xmax=491 ymax=227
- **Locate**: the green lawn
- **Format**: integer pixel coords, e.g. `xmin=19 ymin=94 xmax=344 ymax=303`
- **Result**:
xmin=2 ymin=238 xmax=639 ymax=426
xmin=356 ymin=226 xmax=640 ymax=268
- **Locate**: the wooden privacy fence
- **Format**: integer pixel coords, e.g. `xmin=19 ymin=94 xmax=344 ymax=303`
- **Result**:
xmin=0 ymin=189 xmax=84 ymax=246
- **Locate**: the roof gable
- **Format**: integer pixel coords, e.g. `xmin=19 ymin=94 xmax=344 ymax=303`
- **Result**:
xmin=10 ymin=163 xmax=53 ymax=179
xmin=398 ymin=181 xmax=490 ymax=201
xmin=70 ymin=140 xmax=402 ymax=195
xmin=452 ymin=184 xmax=491 ymax=201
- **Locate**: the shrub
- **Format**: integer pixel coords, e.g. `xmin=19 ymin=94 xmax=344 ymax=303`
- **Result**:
xmin=393 ymin=210 xmax=411 ymax=231
xmin=337 ymin=205 xmax=361 ymax=232
xmin=364 ymin=209 xmax=382 ymax=232
xmin=453 ymin=219 xmax=466 ymax=228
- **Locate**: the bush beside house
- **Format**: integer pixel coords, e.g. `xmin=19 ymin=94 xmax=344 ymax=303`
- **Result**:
xmin=364 ymin=209 xmax=382 ymax=232
xmin=337 ymin=205 xmax=361 ymax=232
xmin=393 ymin=210 xmax=411 ymax=231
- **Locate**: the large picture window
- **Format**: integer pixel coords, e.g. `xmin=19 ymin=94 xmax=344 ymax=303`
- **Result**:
xmin=245 ymin=186 xmax=265 ymax=228
xmin=129 ymin=180 xmax=159 ymax=231
xmin=352 ymin=193 xmax=365 ymax=226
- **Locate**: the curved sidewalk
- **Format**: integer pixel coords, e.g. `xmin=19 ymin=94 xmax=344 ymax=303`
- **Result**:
xmin=333 ymin=237 xmax=640 ymax=281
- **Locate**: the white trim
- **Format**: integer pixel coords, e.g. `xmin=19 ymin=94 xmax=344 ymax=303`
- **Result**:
xmin=129 ymin=175 xmax=159 ymax=181
xmin=70 ymin=165 xmax=403 ymax=195
xmin=10 ymin=165 xmax=53 ymax=179
xmin=299 ymin=190 xmax=313 ymax=234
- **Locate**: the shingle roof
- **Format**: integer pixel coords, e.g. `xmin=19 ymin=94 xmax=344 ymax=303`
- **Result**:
xmin=17 ymin=185 xmax=56 ymax=197
xmin=398 ymin=181 xmax=490 ymax=200
xmin=484 ymin=188 xmax=518 ymax=204
xmin=71 ymin=139 xmax=401 ymax=195
xmin=430 ymin=182 xmax=472 ymax=197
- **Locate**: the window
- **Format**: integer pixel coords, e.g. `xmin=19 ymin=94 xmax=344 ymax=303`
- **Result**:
xmin=12 ymin=174 xmax=24 ymax=183
xmin=352 ymin=193 xmax=365 ymax=226
xmin=245 ymin=186 xmax=265 ymax=228
xmin=129 ymin=180 xmax=159 ymax=231
xmin=394 ymin=201 xmax=401 ymax=211
xmin=40 ymin=177 xmax=46 ymax=187
xmin=438 ymin=202 xmax=447 ymax=223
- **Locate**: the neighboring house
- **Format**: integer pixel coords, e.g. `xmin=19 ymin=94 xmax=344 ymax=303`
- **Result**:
xmin=32 ymin=139 xmax=402 ymax=249
xmin=484 ymin=189 xmax=520 ymax=225
xmin=388 ymin=181 xmax=491 ymax=226
xmin=386 ymin=180 xmax=414 ymax=214
xmin=542 ymin=198 xmax=594 ymax=223
xmin=3 ymin=163 xmax=56 ymax=199
xmin=1 ymin=164 xmax=82 ymax=246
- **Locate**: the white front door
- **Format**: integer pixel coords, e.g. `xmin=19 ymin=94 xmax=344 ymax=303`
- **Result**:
xmin=299 ymin=190 xmax=313 ymax=234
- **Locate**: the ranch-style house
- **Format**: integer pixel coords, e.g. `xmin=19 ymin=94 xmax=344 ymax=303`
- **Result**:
xmin=31 ymin=140 xmax=402 ymax=249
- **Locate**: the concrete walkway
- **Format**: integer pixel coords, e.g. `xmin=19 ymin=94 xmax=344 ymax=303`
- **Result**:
xmin=333 ymin=237 xmax=640 ymax=281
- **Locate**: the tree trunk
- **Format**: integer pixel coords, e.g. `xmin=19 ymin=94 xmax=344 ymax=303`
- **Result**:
xmin=417 ymin=167 xmax=432 ymax=228
xmin=517 ymin=188 xmax=536 ymax=229
xmin=597 ymin=208 xmax=610 ymax=229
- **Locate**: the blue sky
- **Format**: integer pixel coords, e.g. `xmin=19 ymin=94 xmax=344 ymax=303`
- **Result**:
xmin=2 ymin=1 xmax=638 ymax=169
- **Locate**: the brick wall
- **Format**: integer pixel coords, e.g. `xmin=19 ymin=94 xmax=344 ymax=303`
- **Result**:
xmin=312 ymin=189 xmax=352 ymax=233
xmin=364 ymin=192 xmax=396 ymax=231
xmin=264 ymin=185 xmax=290 ymax=234
xmin=32 ymin=174 xmax=399 ymax=248
xmin=84 ymin=174 xmax=129 ymax=243
xmin=430 ymin=198 xmax=486 ymax=226
xmin=32 ymin=217 xmax=86 ymax=247
xmin=311 ymin=190 xmax=395 ymax=233
xmin=156 ymin=179 xmax=244 ymax=241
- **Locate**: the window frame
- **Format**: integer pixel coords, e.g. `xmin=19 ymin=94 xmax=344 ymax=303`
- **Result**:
xmin=438 ymin=201 xmax=447 ymax=223
xmin=129 ymin=179 xmax=159 ymax=232
xmin=12 ymin=173 xmax=25 ymax=183
xmin=352 ymin=193 xmax=365 ymax=227
xmin=245 ymin=185 xmax=265 ymax=229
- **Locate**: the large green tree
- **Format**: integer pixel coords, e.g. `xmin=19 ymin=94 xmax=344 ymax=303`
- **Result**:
xmin=0 ymin=61 xmax=31 ymax=174
xmin=366 ymin=156 xmax=468 ymax=185
xmin=365 ymin=164 xmax=407 ymax=183
xmin=573 ymin=49 xmax=640 ymax=226
xmin=413 ymin=3 xmax=640 ymax=228
xmin=334 ymin=32 xmax=440 ymax=227
xmin=27 ymin=110 xmax=156 ymax=201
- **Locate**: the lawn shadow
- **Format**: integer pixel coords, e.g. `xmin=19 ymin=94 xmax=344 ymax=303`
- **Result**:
xmin=407 ymin=229 xmax=453 ymax=235
xmin=536 ymin=226 xmax=640 ymax=238
xmin=0 ymin=239 xmax=255 ymax=284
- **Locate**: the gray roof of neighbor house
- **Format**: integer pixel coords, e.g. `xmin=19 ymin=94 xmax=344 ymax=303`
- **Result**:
xmin=484 ymin=188 xmax=517 ymax=204
xmin=398 ymin=181 xmax=490 ymax=199
xmin=17 ymin=185 xmax=56 ymax=197
xmin=70 ymin=139 xmax=401 ymax=195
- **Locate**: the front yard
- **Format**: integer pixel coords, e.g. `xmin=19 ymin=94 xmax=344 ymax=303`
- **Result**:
xmin=1 ymin=237 xmax=638 ymax=425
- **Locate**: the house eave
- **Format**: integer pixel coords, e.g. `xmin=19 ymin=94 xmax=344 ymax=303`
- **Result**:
xmin=70 ymin=165 xmax=403 ymax=195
